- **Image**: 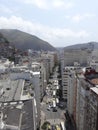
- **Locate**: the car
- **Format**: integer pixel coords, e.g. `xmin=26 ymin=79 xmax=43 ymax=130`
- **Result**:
xmin=48 ymin=105 xmax=51 ymax=108
xmin=47 ymin=125 xmax=51 ymax=130
xmin=49 ymin=104 xmax=53 ymax=108
xmin=47 ymin=107 xmax=51 ymax=111
xmin=56 ymin=125 xmax=60 ymax=130
xmin=58 ymin=103 xmax=65 ymax=109
xmin=53 ymin=107 xmax=57 ymax=112
xmin=51 ymin=125 xmax=56 ymax=130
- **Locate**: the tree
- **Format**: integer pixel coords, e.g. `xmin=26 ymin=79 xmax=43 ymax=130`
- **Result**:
xmin=41 ymin=121 xmax=50 ymax=130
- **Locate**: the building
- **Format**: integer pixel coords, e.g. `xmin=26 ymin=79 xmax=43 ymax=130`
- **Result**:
xmin=67 ymin=69 xmax=76 ymax=116
xmin=64 ymin=49 xmax=91 ymax=66
xmin=75 ymin=68 xmax=98 ymax=130
xmin=41 ymin=52 xmax=55 ymax=75
xmin=0 ymin=99 xmax=37 ymax=130
xmin=88 ymin=87 xmax=98 ymax=130
xmin=0 ymin=75 xmax=38 ymax=130
xmin=61 ymin=66 xmax=75 ymax=101
xmin=65 ymin=67 xmax=98 ymax=130
xmin=0 ymin=63 xmax=41 ymax=129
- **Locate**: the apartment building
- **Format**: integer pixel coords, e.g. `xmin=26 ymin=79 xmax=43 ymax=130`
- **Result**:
xmin=88 ymin=86 xmax=98 ymax=130
xmin=41 ymin=58 xmax=50 ymax=83
xmin=76 ymin=74 xmax=90 ymax=130
xmin=61 ymin=67 xmax=69 ymax=100
xmin=75 ymin=68 xmax=98 ymax=130
xmin=61 ymin=66 xmax=75 ymax=101
xmin=41 ymin=52 xmax=55 ymax=75
xmin=65 ymin=66 xmax=98 ymax=130
xmin=89 ymin=50 xmax=98 ymax=72
xmin=64 ymin=49 xmax=91 ymax=66
xmin=67 ymin=69 xmax=76 ymax=116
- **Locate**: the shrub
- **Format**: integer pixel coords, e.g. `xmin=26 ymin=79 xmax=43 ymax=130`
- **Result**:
xmin=41 ymin=121 xmax=50 ymax=130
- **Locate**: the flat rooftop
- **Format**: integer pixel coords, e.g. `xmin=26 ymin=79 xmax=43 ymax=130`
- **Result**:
xmin=21 ymin=100 xmax=34 ymax=130
xmin=0 ymin=79 xmax=25 ymax=102
xmin=0 ymin=100 xmax=34 ymax=130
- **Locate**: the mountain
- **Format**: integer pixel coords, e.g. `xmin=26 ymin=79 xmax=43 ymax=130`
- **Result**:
xmin=0 ymin=33 xmax=9 ymax=44
xmin=0 ymin=29 xmax=56 ymax=51
xmin=0 ymin=33 xmax=15 ymax=59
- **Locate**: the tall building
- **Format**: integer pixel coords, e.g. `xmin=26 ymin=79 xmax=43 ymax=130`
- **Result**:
xmin=66 ymin=66 xmax=98 ymax=130
xmin=67 ymin=69 xmax=76 ymax=116
xmin=64 ymin=49 xmax=91 ymax=66
xmin=61 ymin=67 xmax=69 ymax=100
xmin=61 ymin=66 xmax=76 ymax=101
xmin=88 ymin=87 xmax=98 ymax=130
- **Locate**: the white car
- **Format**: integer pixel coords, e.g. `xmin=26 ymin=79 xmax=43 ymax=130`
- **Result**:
xmin=49 ymin=105 xmax=53 ymax=108
xmin=47 ymin=107 xmax=51 ymax=111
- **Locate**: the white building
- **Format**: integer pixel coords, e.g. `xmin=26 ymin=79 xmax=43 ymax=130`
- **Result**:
xmin=0 ymin=59 xmax=14 ymax=73
xmin=41 ymin=52 xmax=55 ymax=75
xmin=61 ymin=66 xmax=75 ymax=101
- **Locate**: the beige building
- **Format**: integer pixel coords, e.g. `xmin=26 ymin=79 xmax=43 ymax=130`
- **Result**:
xmin=67 ymin=69 xmax=76 ymax=116
xmin=61 ymin=66 xmax=77 ymax=101
xmin=64 ymin=49 xmax=91 ymax=66
xmin=66 ymin=67 xmax=98 ymax=130
xmin=61 ymin=67 xmax=69 ymax=100
xmin=75 ymin=68 xmax=98 ymax=130
xmin=89 ymin=86 xmax=98 ymax=130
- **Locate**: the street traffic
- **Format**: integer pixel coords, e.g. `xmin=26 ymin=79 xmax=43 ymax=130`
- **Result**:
xmin=41 ymin=66 xmax=66 ymax=130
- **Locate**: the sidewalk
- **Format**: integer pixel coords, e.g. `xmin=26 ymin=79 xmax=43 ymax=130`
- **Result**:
xmin=40 ymin=95 xmax=47 ymax=129
xmin=46 ymin=118 xmax=64 ymax=125
xmin=40 ymin=110 xmax=46 ymax=130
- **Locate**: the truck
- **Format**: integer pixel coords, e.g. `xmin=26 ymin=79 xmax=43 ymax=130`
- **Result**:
xmin=53 ymin=100 xmax=56 ymax=108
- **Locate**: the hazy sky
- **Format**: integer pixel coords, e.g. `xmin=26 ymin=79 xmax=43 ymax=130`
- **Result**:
xmin=0 ymin=0 xmax=97 ymax=47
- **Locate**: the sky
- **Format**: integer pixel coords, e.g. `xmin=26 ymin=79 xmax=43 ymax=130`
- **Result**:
xmin=0 ymin=0 xmax=98 ymax=47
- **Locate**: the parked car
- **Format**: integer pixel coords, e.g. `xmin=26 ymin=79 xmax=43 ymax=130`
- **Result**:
xmin=47 ymin=107 xmax=51 ymax=111
xmin=48 ymin=105 xmax=52 ymax=108
xmin=58 ymin=103 xmax=65 ymax=109
xmin=51 ymin=125 xmax=56 ymax=130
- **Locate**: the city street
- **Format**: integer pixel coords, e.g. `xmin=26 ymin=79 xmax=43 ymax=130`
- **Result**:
xmin=41 ymin=66 xmax=66 ymax=129
xmin=40 ymin=66 xmax=76 ymax=130
xmin=41 ymin=95 xmax=65 ymax=122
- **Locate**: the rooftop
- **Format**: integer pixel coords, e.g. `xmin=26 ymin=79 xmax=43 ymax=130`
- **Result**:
xmin=0 ymin=79 xmax=24 ymax=102
xmin=90 ymin=87 xmax=98 ymax=95
xmin=21 ymin=100 xmax=34 ymax=130
xmin=0 ymin=100 xmax=34 ymax=130
xmin=0 ymin=78 xmax=34 ymax=102
xmin=0 ymin=101 xmax=23 ymax=129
